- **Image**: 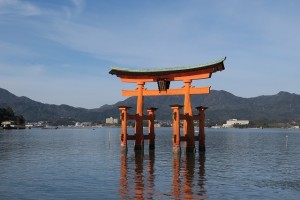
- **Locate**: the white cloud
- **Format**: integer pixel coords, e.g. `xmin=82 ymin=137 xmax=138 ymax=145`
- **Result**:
xmin=72 ymin=0 xmax=85 ymax=12
xmin=0 ymin=41 xmax=35 ymax=57
xmin=61 ymin=0 xmax=85 ymax=19
xmin=0 ymin=0 xmax=41 ymax=16
xmin=0 ymin=63 xmax=46 ymax=76
xmin=34 ymin=1 xmax=300 ymax=69
xmin=39 ymin=13 xmax=225 ymax=68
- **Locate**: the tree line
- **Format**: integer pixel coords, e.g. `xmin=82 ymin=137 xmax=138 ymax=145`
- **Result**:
xmin=0 ymin=107 xmax=25 ymax=126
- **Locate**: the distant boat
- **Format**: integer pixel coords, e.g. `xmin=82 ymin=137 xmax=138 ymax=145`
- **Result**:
xmin=42 ymin=125 xmax=58 ymax=129
xmin=211 ymin=125 xmax=222 ymax=129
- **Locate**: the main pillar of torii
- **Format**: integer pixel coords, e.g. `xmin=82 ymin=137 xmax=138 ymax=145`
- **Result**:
xmin=109 ymin=57 xmax=226 ymax=152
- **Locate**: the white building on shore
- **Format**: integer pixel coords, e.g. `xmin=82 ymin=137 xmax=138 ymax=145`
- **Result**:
xmin=223 ymin=119 xmax=249 ymax=128
xmin=106 ymin=117 xmax=118 ymax=124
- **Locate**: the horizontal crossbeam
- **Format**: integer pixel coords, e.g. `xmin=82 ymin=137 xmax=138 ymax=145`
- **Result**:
xmin=126 ymin=134 xmax=151 ymax=140
xmin=180 ymin=136 xmax=200 ymax=141
xmin=122 ymin=86 xmax=210 ymax=96
xmin=127 ymin=114 xmax=151 ymax=120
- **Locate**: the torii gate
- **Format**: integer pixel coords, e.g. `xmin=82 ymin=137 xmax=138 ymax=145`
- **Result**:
xmin=109 ymin=57 xmax=225 ymax=153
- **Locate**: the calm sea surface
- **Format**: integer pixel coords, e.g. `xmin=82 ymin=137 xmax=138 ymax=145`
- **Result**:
xmin=0 ymin=128 xmax=300 ymax=199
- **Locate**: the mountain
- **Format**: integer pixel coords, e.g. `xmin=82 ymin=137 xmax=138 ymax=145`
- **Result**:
xmin=1 ymin=88 xmax=300 ymax=124
xmin=0 ymin=88 xmax=99 ymax=122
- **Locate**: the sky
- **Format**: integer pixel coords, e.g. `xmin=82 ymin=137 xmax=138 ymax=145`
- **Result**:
xmin=0 ymin=0 xmax=300 ymax=108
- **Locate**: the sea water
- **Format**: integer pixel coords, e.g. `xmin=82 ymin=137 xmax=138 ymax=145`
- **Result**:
xmin=0 ymin=128 xmax=300 ymax=199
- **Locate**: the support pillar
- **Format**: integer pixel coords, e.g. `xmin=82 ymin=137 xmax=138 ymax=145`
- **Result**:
xmin=183 ymin=80 xmax=195 ymax=153
xmin=135 ymin=82 xmax=145 ymax=151
xmin=196 ymin=106 xmax=207 ymax=152
xmin=147 ymin=107 xmax=157 ymax=150
xmin=171 ymin=105 xmax=182 ymax=153
xmin=119 ymin=106 xmax=131 ymax=153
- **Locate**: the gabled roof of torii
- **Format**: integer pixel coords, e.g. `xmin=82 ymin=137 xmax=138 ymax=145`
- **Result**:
xmin=109 ymin=57 xmax=226 ymax=79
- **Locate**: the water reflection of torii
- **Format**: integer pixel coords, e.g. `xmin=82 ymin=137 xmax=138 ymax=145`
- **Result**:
xmin=109 ymin=58 xmax=225 ymax=153
xmin=119 ymin=152 xmax=206 ymax=199
xmin=119 ymin=152 xmax=155 ymax=199
xmin=173 ymin=153 xmax=206 ymax=199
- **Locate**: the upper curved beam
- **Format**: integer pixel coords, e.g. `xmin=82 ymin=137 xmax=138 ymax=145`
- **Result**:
xmin=109 ymin=57 xmax=226 ymax=82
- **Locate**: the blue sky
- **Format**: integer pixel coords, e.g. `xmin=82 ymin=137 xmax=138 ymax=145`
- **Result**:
xmin=0 ymin=0 xmax=299 ymax=108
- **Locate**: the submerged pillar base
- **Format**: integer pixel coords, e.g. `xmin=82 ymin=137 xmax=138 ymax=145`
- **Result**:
xmin=134 ymin=144 xmax=144 ymax=151
xmin=149 ymin=143 xmax=155 ymax=150
xmin=185 ymin=145 xmax=196 ymax=153
xmin=173 ymin=145 xmax=181 ymax=154
xmin=199 ymin=145 xmax=206 ymax=152
xmin=120 ymin=145 xmax=127 ymax=154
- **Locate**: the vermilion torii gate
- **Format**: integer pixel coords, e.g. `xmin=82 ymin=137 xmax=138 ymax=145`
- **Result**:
xmin=109 ymin=58 xmax=225 ymax=153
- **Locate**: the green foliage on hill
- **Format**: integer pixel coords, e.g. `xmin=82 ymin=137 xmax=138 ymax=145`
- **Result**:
xmin=0 ymin=106 xmax=25 ymax=125
xmin=0 ymin=107 xmax=15 ymax=122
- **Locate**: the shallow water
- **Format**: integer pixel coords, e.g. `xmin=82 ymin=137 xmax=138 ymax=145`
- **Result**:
xmin=0 ymin=128 xmax=300 ymax=199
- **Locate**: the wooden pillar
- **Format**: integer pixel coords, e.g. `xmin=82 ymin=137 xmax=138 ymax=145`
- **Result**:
xmin=171 ymin=105 xmax=182 ymax=153
xmin=135 ymin=82 xmax=145 ymax=151
xmin=183 ymin=80 xmax=195 ymax=153
xmin=196 ymin=106 xmax=207 ymax=152
xmin=119 ymin=106 xmax=130 ymax=153
xmin=147 ymin=107 xmax=157 ymax=150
